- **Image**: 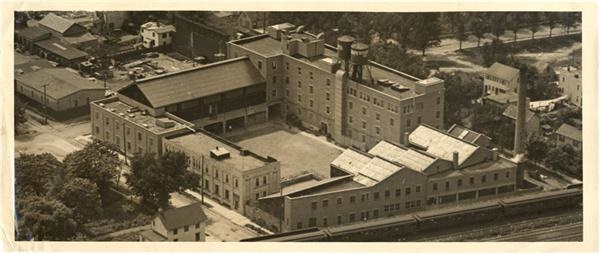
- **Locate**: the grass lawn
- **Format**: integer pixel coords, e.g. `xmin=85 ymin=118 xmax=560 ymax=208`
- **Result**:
xmin=83 ymin=189 xmax=154 ymax=238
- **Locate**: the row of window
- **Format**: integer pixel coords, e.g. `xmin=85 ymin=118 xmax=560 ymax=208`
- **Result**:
xmin=310 ymin=187 xmax=422 ymax=210
xmin=383 ymin=200 xmax=422 ymax=212
xmin=170 ymin=222 xmax=201 ymax=235
xmin=299 ymin=208 xmax=383 ymax=229
xmin=431 ymin=171 xmax=511 ymax=191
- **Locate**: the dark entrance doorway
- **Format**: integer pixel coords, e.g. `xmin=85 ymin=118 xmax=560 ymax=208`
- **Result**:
xmin=225 ymin=116 xmax=245 ymax=133
xmin=204 ymin=122 xmax=223 ymax=135
xmin=319 ymin=122 xmax=329 ymax=135
xmin=268 ymin=103 xmax=282 ymax=119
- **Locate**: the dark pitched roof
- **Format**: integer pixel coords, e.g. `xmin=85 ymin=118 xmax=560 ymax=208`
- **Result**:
xmin=485 ymin=62 xmax=520 ymax=81
xmin=15 ymin=68 xmax=104 ymax=99
xmin=15 ymin=59 xmax=55 ymax=74
xmin=34 ymin=38 xmax=89 ymax=60
xmin=447 ymin=124 xmax=491 ymax=147
xmin=38 ymin=13 xmax=79 ymax=34
xmin=121 ymin=57 xmax=264 ymax=108
xmin=158 ymin=202 xmax=207 ymax=230
xmin=556 ymin=123 xmax=582 ymax=142
xmin=16 ymin=27 xmax=51 ymax=41
xmin=502 ymin=104 xmax=536 ymax=122
xmin=485 ymin=92 xmax=518 ymax=105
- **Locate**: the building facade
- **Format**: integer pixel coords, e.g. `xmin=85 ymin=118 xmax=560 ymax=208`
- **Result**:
xmin=483 ymin=62 xmax=520 ymax=96
xmin=259 ymin=124 xmax=517 ymax=232
xmin=140 ymin=21 xmax=176 ymax=48
xmin=139 ymin=203 xmax=207 ymax=242
xmin=163 ymin=130 xmax=281 ymax=214
xmin=557 ymin=66 xmax=582 ymax=108
xmin=555 ymin=123 xmax=582 ymax=151
xmin=227 ymin=23 xmax=444 ymax=151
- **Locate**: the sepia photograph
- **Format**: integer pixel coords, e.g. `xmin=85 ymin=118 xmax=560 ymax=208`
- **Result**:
xmin=1 ymin=1 xmax=598 ymax=252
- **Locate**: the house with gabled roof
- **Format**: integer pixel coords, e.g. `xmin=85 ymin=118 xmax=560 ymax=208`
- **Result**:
xmin=139 ymin=202 xmax=208 ymax=242
xmin=37 ymin=13 xmax=98 ymax=50
xmin=483 ymin=62 xmax=520 ymax=96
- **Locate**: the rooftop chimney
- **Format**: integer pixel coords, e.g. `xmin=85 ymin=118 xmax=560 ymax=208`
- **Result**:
xmin=403 ymin=132 xmax=410 ymax=146
xmin=452 ymin=151 xmax=459 ymax=169
xmin=492 ymin=148 xmax=499 ymax=161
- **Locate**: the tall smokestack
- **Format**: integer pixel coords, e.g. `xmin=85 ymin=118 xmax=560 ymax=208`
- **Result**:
xmin=514 ymin=72 xmax=527 ymax=156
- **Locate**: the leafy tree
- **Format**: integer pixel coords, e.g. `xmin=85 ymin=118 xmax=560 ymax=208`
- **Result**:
xmin=454 ymin=13 xmax=468 ymax=51
xmin=15 ymin=153 xmax=63 ymax=198
xmin=410 ymin=13 xmax=441 ymax=56
xmin=125 ymin=151 xmax=200 ymax=208
xmin=436 ymin=71 xmax=482 ymax=127
xmin=528 ymin=67 xmax=561 ymax=100
xmin=489 ymin=12 xmax=507 ymax=38
xmin=545 ymin=144 xmax=582 ymax=177
xmin=15 ymin=97 xmax=27 ymax=132
xmin=526 ymin=12 xmax=541 ymax=39
xmin=63 ymin=139 xmax=120 ymax=203
xmin=526 ymin=139 xmax=550 ymax=164
xmin=16 ymin=196 xmax=77 ymax=241
xmin=470 ymin=13 xmax=488 ymax=47
xmin=481 ymin=39 xmax=511 ymax=67
xmin=560 ymin=12 xmax=578 ymax=34
xmin=545 ymin=12 xmax=560 ymax=37
xmin=396 ymin=13 xmax=417 ymax=49
xmin=56 ymin=178 xmax=102 ymax=223
xmin=508 ymin=12 xmax=523 ymax=43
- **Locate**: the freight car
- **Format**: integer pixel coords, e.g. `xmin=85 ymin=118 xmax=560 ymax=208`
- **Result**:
xmin=239 ymin=227 xmax=325 ymax=242
xmin=414 ymin=202 xmax=502 ymax=232
xmin=499 ymin=188 xmax=582 ymax=216
xmin=324 ymin=214 xmax=417 ymax=242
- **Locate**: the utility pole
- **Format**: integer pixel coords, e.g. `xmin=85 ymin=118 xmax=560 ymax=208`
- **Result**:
xmin=200 ymin=155 xmax=204 ymax=204
xmin=42 ymin=83 xmax=49 ymax=124
xmin=190 ymin=31 xmax=195 ymax=67
xmin=122 ymin=121 xmax=128 ymax=165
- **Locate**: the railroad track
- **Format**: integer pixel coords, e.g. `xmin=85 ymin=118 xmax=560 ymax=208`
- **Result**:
xmin=483 ymin=222 xmax=583 ymax=242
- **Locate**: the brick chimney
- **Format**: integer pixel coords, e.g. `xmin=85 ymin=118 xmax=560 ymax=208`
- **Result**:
xmin=514 ymin=72 xmax=527 ymax=156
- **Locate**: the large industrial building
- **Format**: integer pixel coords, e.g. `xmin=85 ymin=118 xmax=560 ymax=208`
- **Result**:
xmin=163 ymin=130 xmax=281 ymax=214
xmin=258 ymin=124 xmax=518 ymax=232
xmin=228 ymin=23 xmax=445 ymax=150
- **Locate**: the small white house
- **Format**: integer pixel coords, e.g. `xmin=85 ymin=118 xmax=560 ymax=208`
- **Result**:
xmin=139 ymin=202 xmax=207 ymax=242
xmin=140 ymin=22 xmax=175 ymax=49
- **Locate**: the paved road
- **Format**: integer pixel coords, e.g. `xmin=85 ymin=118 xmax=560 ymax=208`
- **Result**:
xmin=405 ymin=24 xmax=581 ymax=56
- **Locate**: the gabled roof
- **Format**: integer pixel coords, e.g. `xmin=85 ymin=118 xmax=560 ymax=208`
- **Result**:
xmin=502 ymin=104 xmax=536 ymax=122
xmin=15 ymin=68 xmax=104 ymax=99
xmin=331 ymin=149 xmax=403 ymax=186
xmin=408 ymin=124 xmax=479 ymax=166
xmin=485 ymin=92 xmax=518 ymax=105
xmin=485 ymin=62 xmax=519 ymax=81
xmin=556 ymin=123 xmax=582 ymax=142
xmin=38 ymin=13 xmax=82 ymax=35
xmin=16 ymin=26 xmax=51 ymax=41
xmin=120 ymin=57 xmax=265 ymax=108
xmin=447 ymin=124 xmax=491 ymax=147
xmin=368 ymin=141 xmax=436 ymax=172
xmin=157 ymin=202 xmax=207 ymax=230
xmin=34 ymin=38 xmax=89 ymax=60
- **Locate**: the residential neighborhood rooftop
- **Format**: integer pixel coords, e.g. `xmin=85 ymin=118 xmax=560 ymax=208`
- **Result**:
xmin=157 ymin=202 xmax=208 ymax=231
xmin=556 ymin=123 xmax=582 ymax=142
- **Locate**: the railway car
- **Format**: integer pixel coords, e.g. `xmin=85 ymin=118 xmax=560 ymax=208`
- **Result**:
xmin=324 ymin=214 xmax=417 ymax=242
xmin=240 ymin=227 xmax=326 ymax=242
xmin=414 ymin=202 xmax=503 ymax=232
xmin=499 ymin=188 xmax=582 ymax=216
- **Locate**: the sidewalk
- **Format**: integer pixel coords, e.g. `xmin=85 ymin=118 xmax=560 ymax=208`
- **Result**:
xmin=184 ymin=189 xmax=274 ymax=235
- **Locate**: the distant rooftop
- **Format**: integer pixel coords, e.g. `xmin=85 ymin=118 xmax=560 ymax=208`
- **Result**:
xmin=15 ymin=59 xmax=55 ymax=74
xmin=429 ymin=156 xmax=515 ymax=179
xmin=141 ymin=22 xmax=176 ymax=33
xmin=485 ymin=62 xmax=520 ymax=81
xmin=556 ymin=123 xmax=582 ymax=142
xmin=368 ymin=141 xmax=436 ymax=172
xmin=409 ymin=124 xmax=478 ymax=165
xmin=166 ymin=131 xmax=266 ymax=171
xmin=16 ymin=26 xmax=51 ymax=40
xmin=233 ymin=32 xmax=425 ymax=100
xmin=502 ymin=104 xmax=537 ymax=122
xmin=35 ymin=38 xmax=89 ymax=60
xmin=97 ymin=99 xmax=189 ymax=135
xmin=15 ymin=68 xmax=103 ymax=99
xmin=38 ymin=13 xmax=80 ymax=34
xmin=447 ymin=124 xmax=491 ymax=147
xmin=485 ymin=92 xmax=518 ymax=105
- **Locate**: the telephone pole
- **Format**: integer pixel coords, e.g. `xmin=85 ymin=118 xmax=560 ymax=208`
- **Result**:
xmin=42 ymin=83 xmax=49 ymax=124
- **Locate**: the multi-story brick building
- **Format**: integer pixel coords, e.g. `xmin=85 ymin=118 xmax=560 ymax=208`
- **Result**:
xmin=227 ymin=23 xmax=445 ymax=151
xmin=163 ymin=130 xmax=281 ymax=214
xmin=259 ymin=124 xmax=518 ymax=232
xmin=557 ymin=66 xmax=582 ymax=108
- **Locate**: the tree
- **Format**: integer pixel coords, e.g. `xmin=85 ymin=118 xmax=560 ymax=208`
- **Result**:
xmin=15 ymin=153 xmax=63 ymax=198
xmin=436 ymin=71 xmax=483 ymax=127
xmin=528 ymin=67 xmax=561 ymax=100
xmin=545 ymin=12 xmax=560 ymax=37
xmin=560 ymin=12 xmax=578 ymax=34
xmin=16 ymin=196 xmax=77 ymax=241
xmin=489 ymin=12 xmax=507 ymax=38
xmin=526 ymin=12 xmax=541 ymax=39
xmin=545 ymin=144 xmax=582 ymax=177
xmin=410 ymin=13 xmax=441 ymax=56
xmin=396 ymin=13 xmax=416 ymax=49
xmin=454 ymin=13 xmax=468 ymax=51
xmin=470 ymin=13 xmax=488 ymax=47
xmin=63 ymin=139 xmax=120 ymax=203
xmin=481 ymin=39 xmax=511 ymax=67
xmin=508 ymin=13 xmax=523 ymax=43
xmin=369 ymin=42 xmax=428 ymax=79
xmin=125 ymin=151 xmax=200 ymax=208
xmin=56 ymin=178 xmax=102 ymax=223
xmin=526 ymin=139 xmax=550 ymax=164
xmin=15 ymin=97 xmax=27 ymax=132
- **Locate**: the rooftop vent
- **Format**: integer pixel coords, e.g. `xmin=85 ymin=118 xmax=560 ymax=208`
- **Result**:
xmin=127 ymin=107 xmax=140 ymax=113
xmin=210 ymin=146 xmax=231 ymax=160
xmin=155 ymin=118 xmax=175 ymax=128
xmin=109 ymin=108 xmax=116 ymax=112
xmin=98 ymin=103 xmax=105 ymax=107
xmin=142 ymin=124 xmax=149 ymax=128
xmin=390 ymin=84 xmax=410 ymax=92
xmin=128 ymin=114 xmax=135 ymax=118
xmin=119 ymin=113 xmax=125 ymax=117
xmin=141 ymin=110 xmax=148 ymax=116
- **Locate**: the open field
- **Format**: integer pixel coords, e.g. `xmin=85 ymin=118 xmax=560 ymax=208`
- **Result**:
xmin=223 ymin=121 xmax=344 ymax=180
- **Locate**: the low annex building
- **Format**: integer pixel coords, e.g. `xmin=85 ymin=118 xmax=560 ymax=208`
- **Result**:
xmin=139 ymin=202 xmax=207 ymax=242
xmin=15 ymin=68 xmax=105 ymax=118
xmin=258 ymin=124 xmax=518 ymax=232
xmin=163 ymin=129 xmax=281 ymax=214
xmin=555 ymin=123 xmax=582 ymax=151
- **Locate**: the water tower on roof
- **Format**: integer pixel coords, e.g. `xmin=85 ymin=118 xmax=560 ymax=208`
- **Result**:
xmin=350 ymin=42 xmax=369 ymax=82
xmin=337 ymin=35 xmax=355 ymax=72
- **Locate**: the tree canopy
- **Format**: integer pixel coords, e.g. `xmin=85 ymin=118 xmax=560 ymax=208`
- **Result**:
xmin=56 ymin=178 xmax=102 ymax=223
xmin=16 ymin=196 xmax=77 ymax=241
xmin=15 ymin=153 xmax=63 ymax=198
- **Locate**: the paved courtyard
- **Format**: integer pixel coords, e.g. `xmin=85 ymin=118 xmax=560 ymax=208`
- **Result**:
xmin=223 ymin=121 xmax=344 ymax=180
